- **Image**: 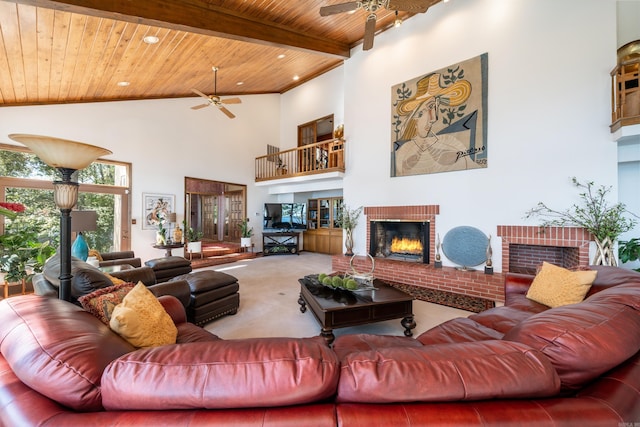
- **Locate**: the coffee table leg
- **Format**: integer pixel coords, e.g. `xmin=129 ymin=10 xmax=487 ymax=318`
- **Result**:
xmin=401 ymin=316 xmax=416 ymax=337
xmin=298 ymin=293 xmax=307 ymax=313
xmin=321 ymin=328 xmax=335 ymax=346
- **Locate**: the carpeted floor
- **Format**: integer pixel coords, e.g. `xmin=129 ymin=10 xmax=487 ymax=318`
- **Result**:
xmin=201 ymin=252 xmax=474 ymax=340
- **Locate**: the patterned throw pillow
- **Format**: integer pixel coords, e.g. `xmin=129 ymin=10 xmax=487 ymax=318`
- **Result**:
xmin=105 ymin=273 xmax=126 ymax=285
xmin=526 ymin=262 xmax=597 ymax=308
xmin=78 ymin=282 xmax=136 ymax=324
xmin=109 ymin=282 xmax=177 ymax=348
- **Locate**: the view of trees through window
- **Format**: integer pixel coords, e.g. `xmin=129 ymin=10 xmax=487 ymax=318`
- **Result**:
xmin=0 ymin=147 xmax=129 ymax=257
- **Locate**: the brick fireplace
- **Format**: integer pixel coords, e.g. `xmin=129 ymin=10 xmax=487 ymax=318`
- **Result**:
xmin=331 ymin=206 xmax=594 ymax=306
xmin=497 ymin=225 xmax=592 ymax=275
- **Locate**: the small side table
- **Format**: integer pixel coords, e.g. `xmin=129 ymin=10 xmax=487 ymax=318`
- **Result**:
xmin=153 ymin=243 xmax=185 ymax=257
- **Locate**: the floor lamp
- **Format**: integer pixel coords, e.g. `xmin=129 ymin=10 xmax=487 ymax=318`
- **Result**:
xmin=9 ymin=134 xmax=112 ymax=301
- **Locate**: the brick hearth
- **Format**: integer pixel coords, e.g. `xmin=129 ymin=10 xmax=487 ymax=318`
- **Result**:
xmin=331 ymin=207 xmax=594 ymax=305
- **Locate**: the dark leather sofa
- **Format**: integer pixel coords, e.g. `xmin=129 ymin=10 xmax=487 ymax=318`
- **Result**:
xmin=0 ymin=265 xmax=638 ymax=426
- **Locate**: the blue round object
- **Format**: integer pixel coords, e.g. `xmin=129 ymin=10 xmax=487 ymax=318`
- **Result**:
xmin=441 ymin=226 xmax=489 ymax=268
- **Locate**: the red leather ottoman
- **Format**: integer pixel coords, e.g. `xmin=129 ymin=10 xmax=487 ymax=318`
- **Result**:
xmin=171 ymin=270 xmax=240 ymax=325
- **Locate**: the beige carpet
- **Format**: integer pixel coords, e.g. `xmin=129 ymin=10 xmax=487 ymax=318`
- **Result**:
xmin=203 ymin=252 xmax=471 ymax=340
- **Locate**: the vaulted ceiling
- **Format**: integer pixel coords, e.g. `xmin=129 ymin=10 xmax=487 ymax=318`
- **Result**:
xmin=0 ymin=0 xmax=443 ymax=107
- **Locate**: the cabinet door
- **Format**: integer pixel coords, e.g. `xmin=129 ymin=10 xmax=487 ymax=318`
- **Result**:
xmin=319 ymin=199 xmax=331 ymax=228
xmin=303 ymin=231 xmax=316 ymax=251
xmin=307 ymin=199 xmax=318 ymax=230
xmin=331 ymin=198 xmax=343 ymax=228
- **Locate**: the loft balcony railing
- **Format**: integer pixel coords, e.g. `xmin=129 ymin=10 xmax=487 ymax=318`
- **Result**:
xmin=255 ymin=139 xmax=345 ymax=182
xmin=611 ymin=40 xmax=640 ymax=132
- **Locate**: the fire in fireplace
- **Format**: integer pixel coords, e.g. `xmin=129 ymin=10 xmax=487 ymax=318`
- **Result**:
xmin=370 ymin=220 xmax=430 ymax=263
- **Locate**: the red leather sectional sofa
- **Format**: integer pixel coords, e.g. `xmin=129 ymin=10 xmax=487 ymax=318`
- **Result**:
xmin=0 ymin=265 xmax=638 ymax=426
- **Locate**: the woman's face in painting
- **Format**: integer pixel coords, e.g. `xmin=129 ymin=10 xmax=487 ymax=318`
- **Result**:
xmin=414 ymin=97 xmax=438 ymax=138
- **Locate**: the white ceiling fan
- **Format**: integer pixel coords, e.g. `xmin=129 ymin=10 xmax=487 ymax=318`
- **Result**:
xmin=320 ymin=0 xmax=440 ymax=51
xmin=191 ymin=66 xmax=241 ymax=119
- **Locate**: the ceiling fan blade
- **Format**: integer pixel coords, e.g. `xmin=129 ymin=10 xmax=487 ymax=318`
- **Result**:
xmin=218 ymin=105 xmax=236 ymax=119
xmin=387 ymin=0 xmax=439 ymax=13
xmin=191 ymin=88 xmax=211 ymax=100
xmin=191 ymin=103 xmax=210 ymax=110
xmin=320 ymin=1 xmax=360 ymax=16
xmin=363 ymin=14 xmax=376 ymax=51
xmin=221 ymin=97 xmax=242 ymax=104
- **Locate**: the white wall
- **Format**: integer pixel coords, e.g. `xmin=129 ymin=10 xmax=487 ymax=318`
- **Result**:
xmin=0 ymin=95 xmax=279 ymax=261
xmin=280 ymin=67 xmax=345 ymax=149
xmin=333 ymin=0 xmax=616 ymax=270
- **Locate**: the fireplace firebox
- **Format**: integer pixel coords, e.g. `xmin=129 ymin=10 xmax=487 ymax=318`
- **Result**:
xmin=370 ymin=221 xmax=430 ymax=263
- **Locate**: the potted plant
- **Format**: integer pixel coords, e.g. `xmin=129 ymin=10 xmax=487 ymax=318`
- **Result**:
xmin=238 ymin=219 xmax=254 ymax=248
xmin=335 ymin=204 xmax=363 ymax=256
xmin=525 ymin=177 xmax=638 ymax=266
xmin=619 ymin=238 xmax=640 ymax=272
xmin=183 ymin=220 xmax=203 ymax=254
xmin=0 ymin=213 xmax=55 ymax=291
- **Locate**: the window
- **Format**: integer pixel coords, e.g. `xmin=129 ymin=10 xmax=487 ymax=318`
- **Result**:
xmin=0 ymin=144 xmax=131 ymax=253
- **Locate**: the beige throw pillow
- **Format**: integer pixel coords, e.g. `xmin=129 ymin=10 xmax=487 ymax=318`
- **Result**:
xmin=526 ymin=262 xmax=597 ymax=308
xmin=109 ymin=281 xmax=177 ymax=348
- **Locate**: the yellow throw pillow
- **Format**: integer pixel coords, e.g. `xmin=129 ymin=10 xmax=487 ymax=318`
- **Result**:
xmin=526 ymin=262 xmax=597 ymax=308
xmin=109 ymin=282 xmax=177 ymax=348
xmin=105 ymin=273 xmax=126 ymax=285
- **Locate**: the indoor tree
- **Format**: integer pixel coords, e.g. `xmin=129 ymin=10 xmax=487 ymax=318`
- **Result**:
xmin=525 ymin=177 xmax=638 ymax=266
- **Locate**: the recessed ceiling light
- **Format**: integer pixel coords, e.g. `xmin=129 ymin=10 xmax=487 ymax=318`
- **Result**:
xmin=117 ymin=81 xmax=130 ymax=87
xmin=293 ymin=75 xmax=300 ymax=81
xmin=277 ymin=54 xmax=286 ymax=59
xmin=236 ymin=81 xmax=244 ymax=86
xmin=143 ymin=35 xmax=159 ymax=44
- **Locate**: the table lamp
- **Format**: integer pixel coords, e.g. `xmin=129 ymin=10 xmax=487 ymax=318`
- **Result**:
xmin=167 ymin=212 xmax=177 ymax=243
xmin=9 ymin=134 xmax=112 ymax=301
xmin=71 ymin=210 xmax=98 ymax=261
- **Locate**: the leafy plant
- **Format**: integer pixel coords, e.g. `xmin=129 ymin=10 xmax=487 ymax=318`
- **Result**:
xmin=182 ymin=220 xmax=203 ymax=242
xmin=0 ymin=218 xmax=55 ymax=282
xmin=525 ymin=177 xmax=637 ymax=242
xmin=335 ymin=205 xmax=363 ymax=231
xmin=238 ymin=219 xmax=253 ymax=238
xmin=619 ymin=238 xmax=640 ymax=272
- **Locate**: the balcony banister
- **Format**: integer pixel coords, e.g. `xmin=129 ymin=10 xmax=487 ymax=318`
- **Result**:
xmin=255 ymin=139 xmax=345 ymax=182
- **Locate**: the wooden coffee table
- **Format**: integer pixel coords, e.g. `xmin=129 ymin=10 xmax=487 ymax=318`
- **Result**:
xmin=298 ymin=277 xmax=415 ymax=345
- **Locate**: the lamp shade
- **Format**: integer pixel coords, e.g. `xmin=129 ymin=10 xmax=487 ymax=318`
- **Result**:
xmin=168 ymin=212 xmax=177 ymax=223
xmin=71 ymin=210 xmax=98 ymax=232
xmin=8 ymin=134 xmax=112 ymax=170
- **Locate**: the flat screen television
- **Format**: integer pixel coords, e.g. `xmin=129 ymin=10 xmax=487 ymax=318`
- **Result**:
xmin=264 ymin=203 xmax=306 ymax=230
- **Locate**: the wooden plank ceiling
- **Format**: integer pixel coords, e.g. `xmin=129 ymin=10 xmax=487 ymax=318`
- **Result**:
xmin=0 ymin=0 xmax=442 ymax=106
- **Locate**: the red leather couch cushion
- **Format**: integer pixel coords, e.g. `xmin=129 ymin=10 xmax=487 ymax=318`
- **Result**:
xmin=0 ymin=295 xmax=135 ymax=411
xmin=336 ymin=340 xmax=560 ymax=403
xmin=417 ymin=317 xmax=504 ymax=345
xmin=504 ymin=285 xmax=640 ymax=392
xmin=101 ymin=336 xmax=339 ymax=410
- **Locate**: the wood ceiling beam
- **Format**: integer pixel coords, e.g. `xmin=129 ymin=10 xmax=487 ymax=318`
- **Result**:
xmin=9 ymin=0 xmax=351 ymax=59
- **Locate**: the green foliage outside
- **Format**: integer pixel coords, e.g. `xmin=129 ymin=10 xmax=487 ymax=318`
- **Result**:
xmin=0 ymin=150 xmax=120 ymax=281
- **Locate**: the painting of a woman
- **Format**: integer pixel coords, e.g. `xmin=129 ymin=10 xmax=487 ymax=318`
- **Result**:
xmin=391 ymin=54 xmax=488 ymax=177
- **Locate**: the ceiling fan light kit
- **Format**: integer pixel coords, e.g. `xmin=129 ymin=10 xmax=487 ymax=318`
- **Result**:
xmin=320 ymin=0 xmax=439 ymax=50
xmin=190 ymin=66 xmax=241 ymax=119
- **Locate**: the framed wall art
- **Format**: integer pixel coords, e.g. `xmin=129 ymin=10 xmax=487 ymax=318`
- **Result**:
xmin=142 ymin=193 xmax=175 ymax=230
xmin=391 ymin=53 xmax=488 ymax=177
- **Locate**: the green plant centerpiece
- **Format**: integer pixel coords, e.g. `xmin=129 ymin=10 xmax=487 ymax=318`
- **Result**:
xmin=525 ymin=177 xmax=638 ymax=266
xmin=335 ymin=204 xmax=363 ymax=257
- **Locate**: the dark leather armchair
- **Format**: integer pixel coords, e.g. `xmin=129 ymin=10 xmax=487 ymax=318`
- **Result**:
xmin=97 ymin=251 xmax=142 ymax=268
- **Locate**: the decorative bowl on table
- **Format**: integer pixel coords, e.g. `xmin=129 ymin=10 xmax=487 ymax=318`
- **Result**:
xmin=303 ymin=273 xmax=376 ymax=292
